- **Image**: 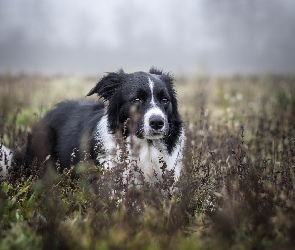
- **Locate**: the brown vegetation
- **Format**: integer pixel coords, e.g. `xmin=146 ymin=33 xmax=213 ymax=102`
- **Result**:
xmin=0 ymin=74 xmax=295 ymax=249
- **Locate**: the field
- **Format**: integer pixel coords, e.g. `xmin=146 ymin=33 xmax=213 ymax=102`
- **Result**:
xmin=0 ymin=73 xmax=295 ymax=249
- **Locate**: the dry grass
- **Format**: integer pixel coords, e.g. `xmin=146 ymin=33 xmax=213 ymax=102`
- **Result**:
xmin=0 ymin=73 xmax=295 ymax=249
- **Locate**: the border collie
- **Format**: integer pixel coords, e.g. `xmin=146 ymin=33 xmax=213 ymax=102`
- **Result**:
xmin=0 ymin=68 xmax=185 ymax=183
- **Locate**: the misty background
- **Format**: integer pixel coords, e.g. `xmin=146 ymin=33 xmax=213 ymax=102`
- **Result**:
xmin=0 ymin=0 xmax=294 ymax=76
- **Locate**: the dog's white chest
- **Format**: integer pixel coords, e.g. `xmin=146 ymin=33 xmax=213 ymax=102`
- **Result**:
xmin=127 ymin=137 xmax=183 ymax=181
xmin=94 ymin=116 xmax=184 ymax=182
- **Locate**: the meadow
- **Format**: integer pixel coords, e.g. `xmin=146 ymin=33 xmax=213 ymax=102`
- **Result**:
xmin=0 ymin=73 xmax=295 ymax=249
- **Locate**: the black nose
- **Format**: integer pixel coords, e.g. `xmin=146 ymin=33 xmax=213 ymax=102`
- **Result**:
xmin=149 ymin=115 xmax=165 ymax=130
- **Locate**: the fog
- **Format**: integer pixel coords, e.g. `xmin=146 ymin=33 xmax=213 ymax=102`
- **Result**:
xmin=0 ymin=0 xmax=294 ymax=76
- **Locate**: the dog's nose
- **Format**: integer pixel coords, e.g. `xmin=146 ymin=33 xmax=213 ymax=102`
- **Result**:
xmin=149 ymin=115 xmax=164 ymax=130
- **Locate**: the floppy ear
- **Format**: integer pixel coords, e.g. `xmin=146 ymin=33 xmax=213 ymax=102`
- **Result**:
xmin=86 ymin=70 xmax=124 ymax=101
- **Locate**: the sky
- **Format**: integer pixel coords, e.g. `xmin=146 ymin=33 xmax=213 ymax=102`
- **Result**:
xmin=0 ymin=0 xmax=294 ymax=76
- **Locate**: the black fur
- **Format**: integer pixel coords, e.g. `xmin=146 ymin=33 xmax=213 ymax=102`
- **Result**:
xmin=19 ymin=101 xmax=104 ymax=170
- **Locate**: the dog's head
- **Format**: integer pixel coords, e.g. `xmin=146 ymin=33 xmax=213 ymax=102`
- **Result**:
xmin=87 ymin=68 xmax=182 ymax=148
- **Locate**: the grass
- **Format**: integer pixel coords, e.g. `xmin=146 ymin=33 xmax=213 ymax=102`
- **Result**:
xmin=0 ymin=73 xmax=295 ymax=249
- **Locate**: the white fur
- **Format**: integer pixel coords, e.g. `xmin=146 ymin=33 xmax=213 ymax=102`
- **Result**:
xmin=143 ymin=107 xmax=167 ymax=140
xmin=144 ymin=78 xmax=167 ymax=139
xmin=127 ymin=130 xmax=185 ymax=181
xmin=0 ymin=145 xmax=13 ymax=179
xmin=148 ymin=78 xmax=156 ymax=106
xmin=94 ymin=115 xmax=117 ymax=169
xmin=94 ymin=115 xmax=185 ymax=182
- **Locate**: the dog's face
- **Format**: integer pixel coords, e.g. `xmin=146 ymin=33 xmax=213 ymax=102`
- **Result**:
xmin=87 ymin=68 xmax=182 ymax=143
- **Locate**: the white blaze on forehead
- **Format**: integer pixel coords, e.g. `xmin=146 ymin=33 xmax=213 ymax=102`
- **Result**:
xmin=148 ymin=78 xmax=155 ymax=106
xmin=144 ymin=77 xmax=168 ymax=138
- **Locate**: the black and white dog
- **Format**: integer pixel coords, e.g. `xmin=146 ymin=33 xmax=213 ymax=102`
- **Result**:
xmin=0 ymin=68 xmax=185 ymax=182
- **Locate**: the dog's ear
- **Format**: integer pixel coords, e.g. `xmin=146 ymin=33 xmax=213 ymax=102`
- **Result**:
xmin=149 ymin=67 xmax=163 ymax=75
xmin=150 ymin=67 xmax=175 ymax=92
xmin=149 ymin=67 xmax=174 ymax=86
xmin=86 ymin=70 xmax=124 ymax=101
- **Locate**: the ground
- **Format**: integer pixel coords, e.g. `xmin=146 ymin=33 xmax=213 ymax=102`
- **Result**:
xmin=0 ymin=73 xmax=295 ymax=249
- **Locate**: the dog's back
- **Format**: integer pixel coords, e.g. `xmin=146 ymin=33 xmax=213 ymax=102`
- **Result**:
xmin=19 ymin=100 xmax=105 ymax=172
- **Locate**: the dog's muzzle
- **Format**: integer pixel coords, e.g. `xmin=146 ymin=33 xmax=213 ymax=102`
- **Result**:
xmin=143 ymin=108 xmax=168 ymax=139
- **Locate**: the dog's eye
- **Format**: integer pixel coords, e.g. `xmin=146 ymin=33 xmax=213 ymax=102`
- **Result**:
xmin=132 ymin=97 xmax=142 ymax=104
xmin=162 ymin=98 xmax=169 ymax=104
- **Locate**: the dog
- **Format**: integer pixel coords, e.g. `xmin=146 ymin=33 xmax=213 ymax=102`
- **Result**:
xmin=0 ymin=68 xmax=185 ymax=183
